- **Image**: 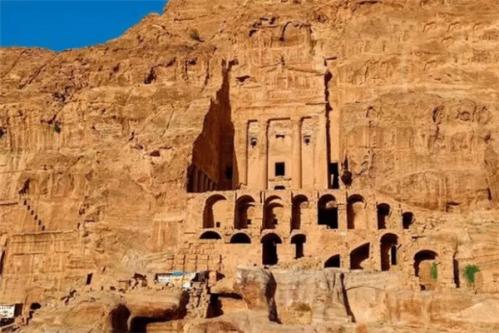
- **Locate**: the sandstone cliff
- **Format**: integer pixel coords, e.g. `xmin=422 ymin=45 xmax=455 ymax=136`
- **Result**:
xmin=1 ymin=0 xmax=498 ymax=332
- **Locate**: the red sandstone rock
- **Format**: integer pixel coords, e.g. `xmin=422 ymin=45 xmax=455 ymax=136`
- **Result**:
xmin=1 ymin=0 xmax=499 ymax=332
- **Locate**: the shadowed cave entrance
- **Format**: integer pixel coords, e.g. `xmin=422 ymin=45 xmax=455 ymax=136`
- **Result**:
xmin=261 ymin=233 xmax=282 ymax=266
xmin=291 ymin=234 xmax=306 ymax=259
xmin=318 ymin=194 xmax=338 ymax=229
xmin=324 ymin=254 xmax=340 ymax=268
xmin=380 ymin=233 xmax=398 ymax=271
xmin=110 ymin=294 xmax=189 ymax=333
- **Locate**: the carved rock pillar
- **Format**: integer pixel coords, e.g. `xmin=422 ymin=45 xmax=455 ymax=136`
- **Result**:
xmin=234 ymin=120 xmax=248 ymax=188
xmin=314 ymin=113 xmax=329 ymax=189
xmin=292 ymin=117 xmax=302 ymax=189
xmin=259 ymin=120 xmax=269 ymax=190
xmin=192 ymin=167 xmax=199 ymax=192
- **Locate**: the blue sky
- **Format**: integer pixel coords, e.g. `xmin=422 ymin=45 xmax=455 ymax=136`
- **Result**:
xmin=0 ymin=0 xmax=166 ymax=51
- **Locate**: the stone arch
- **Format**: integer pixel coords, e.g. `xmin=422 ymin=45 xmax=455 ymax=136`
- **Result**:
xmin=377 ymin=203 xmax=390 ymax=229
xmin=402 ymin=212 xmax=414 ymax=229
xmin=413 ymin=250 xmax=438 ymax=290
xmin=350 ymin=243 xmax=370 ymax=269
xmin=261 ymin=233 xmax=282 ymax=266
xmin=263 ymin=196 xmax=284 ymax=230
xmin=347 ymin=194 xmax=366 ymax=229
xmin=235 ymin=195 xmax=256 ymax=229
xmin=380 ymin=233 xmax=398 ymax=271
xmin=413 ymin=250 xmax=438 ymax=277
xmin=230 ymin=232 xmax=251 ymax=244
xmin=324 ymin=255 xmax=341 ymax=268
xmin=318 ymin=194 xmax=338 ymax=229
xmin=203 ymin=194 xmax=228 ymax=229
xmin=290 ymin=234 xmax=306 ymax=259
xmin=291 ymin=195 xmax=309 ymax=231
xmin=200 ymin=231 xmax=222 ymax=240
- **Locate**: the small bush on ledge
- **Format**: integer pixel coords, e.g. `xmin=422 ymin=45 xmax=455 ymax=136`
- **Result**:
xmin=431 ymin=262 xmax=438 ymax=280
xmin=464 ymin=264 xmax=480 ymax=285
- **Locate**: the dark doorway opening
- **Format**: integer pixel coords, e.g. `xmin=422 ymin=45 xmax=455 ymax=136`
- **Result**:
xmin=318 ymin=195 xmax=338 ymax=229
xmin=235 ymin=196 xmax=255 ymax=229
xmin=291 ymin=195 xmax=308 ymax=231
xmin=402 ymin=212 xmax=414 ymax=229
xmin=110 ymin=304 xmax=131 ymax=333
xmin=377 ymin=203 xmax=390 ymax=229
xmin=329 ymin=163 xmax=339 ymax=189
xmin=324 ymin=255 xmax=340 ymax=268
xmin=261 ymin=233 xmax=282 ymax=266
xmin=291 ymin=234 xmax=306 ymax=259
xmin=380 ymin=233 xmax=398 ymax=271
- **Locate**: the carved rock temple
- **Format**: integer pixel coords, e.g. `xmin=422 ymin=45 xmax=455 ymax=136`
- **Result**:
xmin=0 ymin=0 xmax=499 ymax=332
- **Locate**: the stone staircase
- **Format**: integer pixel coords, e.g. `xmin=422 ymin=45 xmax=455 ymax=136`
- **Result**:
xmin=19 ymin=195 xmax=46 ymax=232
xmin=185 ymin=281 xmax=210 ymax=320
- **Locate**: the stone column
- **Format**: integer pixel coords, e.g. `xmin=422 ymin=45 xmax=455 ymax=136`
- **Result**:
xmin=338 ymin=203 xmax=347 ymax=231
xmin=197 ymin=169 xmax=204 ymax=192
xmin=192 ymin=167 xmax=199 ymax=192
xmin=292 ymin=117 xmax=302 ymax=189
xmin=314 ymin=112 xmax=329 ymax=189
xmin=234 ymin=120 xmax=248 ymax=189
xmin=259 ymin=120 xmax=268 ymax=190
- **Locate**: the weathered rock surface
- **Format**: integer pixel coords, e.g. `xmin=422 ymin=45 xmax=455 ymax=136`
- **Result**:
xmin=1 ymin=0 xmax=499 ymax=332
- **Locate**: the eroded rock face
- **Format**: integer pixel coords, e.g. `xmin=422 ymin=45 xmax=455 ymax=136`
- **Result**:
xmin=1 ymin=0 xmax=499 ymax=332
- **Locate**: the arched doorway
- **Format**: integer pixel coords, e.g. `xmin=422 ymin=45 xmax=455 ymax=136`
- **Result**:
xmin=200 ymin=231 xmax=222 ymax=240
xmin=380 ymin=233 xmax=398 ymax=271
xmin=350 ymin=243 xmax=370 ymax=269
xmin=347 ymin=194 xmax=366 ymax=229
xmin=230 ymin=233 xmax=251 ymax=244
xmin=402 ymin=212 xmax=414 ymax=229
xmin=203 ymin=194 xmax=227 ymax=229
xmin=291 ymin=195 xmax=308 ymax=231
xmin=324 ymin=255 xmax=340 ymax=268
xmin=377 ymin=203 xmax=390 ymax=229
xmin=263 ymin=196 xmax=283 ymax=230
xmin=413 ymin=250 xmax=438 ymax=290
xmin=261 ymin=233 xmax=282 ymax=266
xmin=235 ymin=195 xmax=256 ymax=229
xmin=290 ymin=234 xmax=306 ymax=259
xmin=318 ymin=194 xmax=338 ymax=229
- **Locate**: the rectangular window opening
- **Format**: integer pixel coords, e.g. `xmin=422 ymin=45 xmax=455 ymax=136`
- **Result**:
xmin=86 ymin=273 xmax=93 ymax=285
xmin=275 ymin=162 xmax=285 ymax=176
xmin=329 ymin=163 xmax=339 ymax=189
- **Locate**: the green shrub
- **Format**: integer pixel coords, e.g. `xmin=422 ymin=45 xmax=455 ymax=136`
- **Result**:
xmin=430 ymin=262 xmax=438 ymax=280
xmin=463 ymin=264 xmax=480 ymax=284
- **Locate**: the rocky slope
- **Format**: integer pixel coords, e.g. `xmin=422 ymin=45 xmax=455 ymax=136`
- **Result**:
xmin=1 ymin=0 xmax=498 ymax=332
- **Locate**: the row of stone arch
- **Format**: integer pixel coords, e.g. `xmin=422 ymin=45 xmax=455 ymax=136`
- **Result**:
xmin=199 ymin=230 xmax=306 ymax=266
xmin=203 ymin=193 xmax=415 ymax=231
xmin=322 ymin=233 xmax=399 ymax=270
xmin=200 ymin=229 xmax=439 ymax=282
xmin=324 ymin=240 xmax=438 ymax=280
